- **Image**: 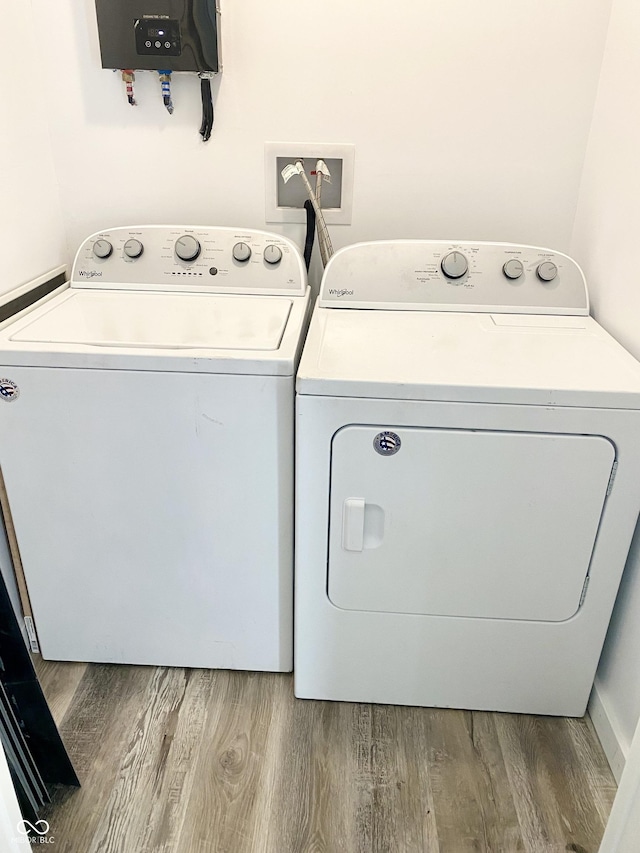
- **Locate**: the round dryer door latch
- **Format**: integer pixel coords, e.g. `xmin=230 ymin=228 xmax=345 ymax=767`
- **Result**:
xmin=373 ymin=431 xmax=402 ymax=456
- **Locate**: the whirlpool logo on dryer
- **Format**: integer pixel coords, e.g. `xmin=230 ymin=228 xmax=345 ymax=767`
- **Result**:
xmin=328 ymin=289 xmax=354 ymax=297
xmin=78 ymin=270 xmax=103 ymax=278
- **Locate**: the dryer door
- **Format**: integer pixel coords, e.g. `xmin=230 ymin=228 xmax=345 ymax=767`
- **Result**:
xmin=327 ymin=426 xmax=615 ymax=622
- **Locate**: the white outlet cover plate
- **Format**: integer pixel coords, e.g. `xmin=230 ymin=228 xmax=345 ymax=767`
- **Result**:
xmin=265 ymin=142 xmax=355 ymax=225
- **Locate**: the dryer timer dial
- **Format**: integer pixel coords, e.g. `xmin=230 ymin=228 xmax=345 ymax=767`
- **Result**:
xmin=441 ymin=251 xmax=468 ymax=279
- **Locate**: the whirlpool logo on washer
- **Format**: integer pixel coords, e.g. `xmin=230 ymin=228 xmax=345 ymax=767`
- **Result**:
xmin=373 ymin=431 xmax=401 ymax=456
xmin=328 ymin=289 xmax=354 ymax=298
xmin=78 ymin=270 xmax=102 ymax=278
xmin=0 ymin=379 xmax=19 ymax=401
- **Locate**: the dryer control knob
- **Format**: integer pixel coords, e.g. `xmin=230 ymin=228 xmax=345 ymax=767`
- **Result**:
xmin=503 ymin=259 xmax=524 ymax=280
xmin=537 ymin=261 xmax=558 ymax=282
xmin=175 ymin=235 xmax=201 ymax=262
xmin=264 ymin=244 xmax=283 ymax=265
xmin=123 ymin=239 xmax=144 ymax=259
xmin=441 ymin=251 xmax=468 ymax=279
xmin=93 ymin=239 xmax=113 ymax=259
xmin=232 ymin=242 xmax=252 ymax=262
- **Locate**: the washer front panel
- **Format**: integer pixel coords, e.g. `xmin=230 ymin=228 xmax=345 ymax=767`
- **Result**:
xmin=328 ymin=425 xmax=614 ymax=622
xmin=72 ymin=226 xmax=307 ymax=296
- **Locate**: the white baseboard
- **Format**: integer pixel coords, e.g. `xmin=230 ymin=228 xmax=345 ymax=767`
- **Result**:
xmin=589 ymin=680 xmax=630 ymax=783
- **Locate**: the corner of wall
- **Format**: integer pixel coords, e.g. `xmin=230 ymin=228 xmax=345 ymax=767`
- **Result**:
xmin=590 ymin=678 xmax=630 ymax=783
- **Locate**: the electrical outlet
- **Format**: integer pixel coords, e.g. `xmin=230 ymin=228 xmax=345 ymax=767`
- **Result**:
xmin=265 ymin=142 xmax=355 ymax=225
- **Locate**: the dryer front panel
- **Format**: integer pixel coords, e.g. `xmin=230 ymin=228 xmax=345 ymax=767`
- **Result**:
xmin=327 ymin=426 xmax=615 ymax=622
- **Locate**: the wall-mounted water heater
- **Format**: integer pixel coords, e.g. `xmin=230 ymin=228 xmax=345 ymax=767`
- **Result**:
xmin=94 ymin=0 xmax=221 ymax=140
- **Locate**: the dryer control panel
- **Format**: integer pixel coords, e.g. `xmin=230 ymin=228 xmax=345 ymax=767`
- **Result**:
xmin=319 ymin=241 xmax=588 ymax=315
xmin=72 ymin=226 xmax=307 ymax=296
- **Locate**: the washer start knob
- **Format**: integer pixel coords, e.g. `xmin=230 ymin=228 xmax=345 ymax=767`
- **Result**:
xmin=123 ymin=239 xmax=144 ymax=259
xmin=232 ymin=242 xmax=252 ymax=262
xmin=441 ymin=251 xmax=468 ymax=279
xmin=175 ymin=235 xmax=201 ymax=262
xmin=537 ymin=261 xmax=558 ymax=282
xmin=264 ymin=244 xmax=283 ymax=265
xmin=93 ymin=239 xmax=113 ymax=259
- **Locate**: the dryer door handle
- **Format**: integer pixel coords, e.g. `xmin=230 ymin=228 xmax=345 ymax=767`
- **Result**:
xmin=342 ymin=498 xmax=365 ymax=551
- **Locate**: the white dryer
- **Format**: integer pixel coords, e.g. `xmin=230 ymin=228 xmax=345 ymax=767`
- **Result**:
xmin=294 ymin=240 xmax=640 ymax=716
xmin=0 ymin=225 xmax=310 ymax=671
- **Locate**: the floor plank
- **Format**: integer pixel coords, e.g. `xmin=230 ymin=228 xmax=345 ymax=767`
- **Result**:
xmin=495 ymin=713 xmax=608 ymax=853
xmin=31 ymin=654 xmax=87 ymax=726
xmin=37 ymin=663 xmax=616 ymax=853
xmin=177 ymin=671 xmax=281 ymax=853
xmin=426 ymin=709 xmax=524 ymax=853
xmin=41 ymin=664 xmax=156 ymax=853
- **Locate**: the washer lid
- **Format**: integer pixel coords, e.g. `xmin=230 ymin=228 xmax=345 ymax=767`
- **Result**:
xmin=0 ymin=287 xmax=310 ymax=375
xmin=9 ymin=290 xmax=292 ymax=351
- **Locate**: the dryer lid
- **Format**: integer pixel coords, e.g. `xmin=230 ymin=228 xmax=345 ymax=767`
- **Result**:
xmin=296 ymin=307 xmax=640 ymax=408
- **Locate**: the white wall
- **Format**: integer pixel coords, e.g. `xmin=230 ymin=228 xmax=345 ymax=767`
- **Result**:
xmin=0 ymin=2 xmax=68 ymax=640
xmin=30 ymin=0 xmax=612 ymax=286
xmin=1 ymin=4 xmax=67 ymax=293
xmin=0 ymin=747 xmax=29 ymax=850
xmin=571 ymin=0 xmax=640 ymax=780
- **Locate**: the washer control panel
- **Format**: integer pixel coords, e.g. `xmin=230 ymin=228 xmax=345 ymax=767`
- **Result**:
xmin=72 ymin=226 xmax=307 ymax=295
xmin=319 ymin=241 xmax=588 ymax=315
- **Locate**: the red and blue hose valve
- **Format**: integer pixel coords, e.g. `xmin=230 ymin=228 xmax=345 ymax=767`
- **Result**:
xmin=158 ymin=70 xmax=174 ymax=114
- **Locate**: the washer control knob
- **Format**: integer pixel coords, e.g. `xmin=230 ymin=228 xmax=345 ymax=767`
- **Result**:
xmin=264 ymin=244 xmax=283 ymax=265
xmin=441 ymin=251 xmax=468 ymax=279
xmin=93 ymin=239 xmax=113 ymax=259
xmin=537 ymin=261 xmax=558 ymax=282
xmin=503 ymin=259 xmax=524 ymax=280
xmin=123 ymin=239 xmax=144 ymax=259
xmin=175 ymin=235 xmax=201 ymax=262
xmin=232 ymin=242 xmax=252 ymax=262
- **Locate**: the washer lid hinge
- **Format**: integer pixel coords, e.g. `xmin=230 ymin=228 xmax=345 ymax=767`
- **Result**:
xmin=579 ymin=575 xmax=590 ymax=608
xmin=606 ymin=461 xmax=619 ymax=496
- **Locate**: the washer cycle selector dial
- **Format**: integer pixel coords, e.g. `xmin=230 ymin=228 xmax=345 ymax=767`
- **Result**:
xmin=441 ymin=251 xmax=468 ymax=279
xmin=232 ymin=242 xmax=251 ymax=262
xmin=175 ymin=235 xmax=201 ymax=261
xmin=264 ymin=244 xmax=283 ymax=265
xmin=93 ymin=239 xmax=113 ymax=259
xmin=123 ymin=239 xmax=144 ymax=259
xmin=503 ymin=259 xmax=524 ymax=280
xmin=537 ymin=261 xmax=558 ymax=282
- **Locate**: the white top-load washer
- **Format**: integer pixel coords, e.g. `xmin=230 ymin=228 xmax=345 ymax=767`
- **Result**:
xmin=0 ymin=225 xmax=310 ymax=671
xmin=295 ymin=240 xmax=640 ymax=716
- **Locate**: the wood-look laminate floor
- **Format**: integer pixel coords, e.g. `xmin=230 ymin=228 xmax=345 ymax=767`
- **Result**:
xmin=33 ymin=658 xmax=616 ymax=853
